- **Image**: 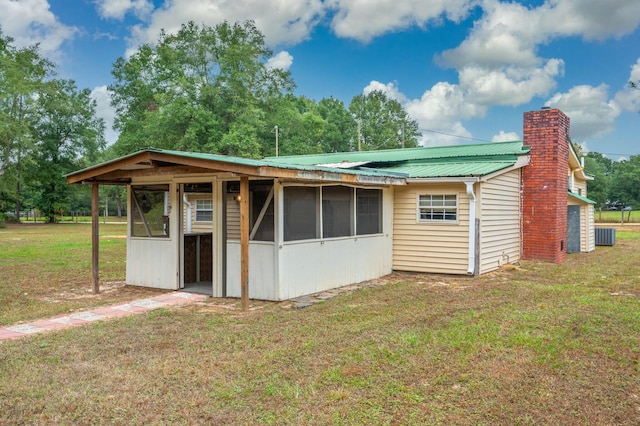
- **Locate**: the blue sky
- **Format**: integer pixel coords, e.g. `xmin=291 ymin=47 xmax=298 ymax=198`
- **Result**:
xmin=1 ymin=0 xmax=639 ymax=159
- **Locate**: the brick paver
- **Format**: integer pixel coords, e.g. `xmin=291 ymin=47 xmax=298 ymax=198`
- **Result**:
xmin=0 ymin=291 xmax=207 ymax=342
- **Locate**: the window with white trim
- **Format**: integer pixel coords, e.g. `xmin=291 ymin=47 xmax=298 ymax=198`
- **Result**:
xmin=195 ymin=199 xmax=213 ymax=222
xmin=418 ymin=194 xmax=457 ymax=222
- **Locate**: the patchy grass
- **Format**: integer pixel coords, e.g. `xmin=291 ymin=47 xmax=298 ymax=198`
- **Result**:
xmin=0 ymin=223 xmax=162 ymax=326
xmin=1 ymin=229 xmax=640 ymax=424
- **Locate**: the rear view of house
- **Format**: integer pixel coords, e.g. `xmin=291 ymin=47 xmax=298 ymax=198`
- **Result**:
xmin=66 ymin=107 xmax=595 ymax=301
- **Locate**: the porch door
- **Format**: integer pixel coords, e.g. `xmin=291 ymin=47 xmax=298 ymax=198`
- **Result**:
xmin=181 ymin=183 xmax=214 ymax=293
xmin=567 ymin=205 xmax=581 ymax=254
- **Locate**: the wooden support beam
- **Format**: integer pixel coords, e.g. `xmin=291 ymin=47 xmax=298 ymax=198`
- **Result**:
xmin=91 ymin=184 xmax=100 ymax=294
xmin=239 ymin=176 xmax=249 ymax=311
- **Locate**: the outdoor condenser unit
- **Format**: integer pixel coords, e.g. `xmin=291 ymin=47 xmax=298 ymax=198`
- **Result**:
xmin=595 ymin=228 xmax=616 ymax=246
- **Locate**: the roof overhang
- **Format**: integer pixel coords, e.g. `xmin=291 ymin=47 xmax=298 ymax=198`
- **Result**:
xmin=66 ymin=149 xmax=406 ymax=186
xmin=568 ymin=191 xmax=596 ymax=204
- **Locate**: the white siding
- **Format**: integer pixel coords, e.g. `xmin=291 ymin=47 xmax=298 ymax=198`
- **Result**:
xmin=279 ymin=234 xmax=392 ymax=300
xmin=226 ymin=242 xmax=277 ymax=300
xmin=393 ymin=183 xmax=469 ymax=275
xmin=581 ymin=204 xmax=595 ymax=252
xmin=479 ymin=170 xmax=521 ymax=274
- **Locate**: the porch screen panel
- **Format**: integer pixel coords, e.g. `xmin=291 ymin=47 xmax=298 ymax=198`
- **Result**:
xmin=284 ymin=187 xmax=318 ymax=241
xmin=356 ymin=188 xmax=382 ymax=235
xmin=322 ymin=186 xmax=353 ymax=238
xmin=131 ymin=184 xmax=171 ymax=238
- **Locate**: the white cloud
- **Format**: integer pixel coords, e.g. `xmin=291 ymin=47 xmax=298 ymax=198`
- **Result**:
xmin=546 ymin=84 xmax=621 ymax=141
xmin=492 ymin=131 xmax=520 ymax=142
xmin=326 ymin=0 xmax=476 ymax=43
xmin=266 ymin=51 xmax=293 ymax=71
xmin=125 ymin=0 xmax=324 ymax=54
xmin=459 ymin=59 xmax=563 ymax=107
xmin=94 ymin=0 xmax=153 ymax=20
xmin=363 ymin=81 xmax=408 ymax=103
xmin=614 ymin=58 xmax=640 ymax=112
xmin=0 ymin=0 xmax=78 ymax=58
xmin=90 ymin=86 xmax=118 ymax=146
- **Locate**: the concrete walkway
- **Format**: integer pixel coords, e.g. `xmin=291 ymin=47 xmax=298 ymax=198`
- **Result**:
xmin=0 ymin=291 xmax=208 ymax=342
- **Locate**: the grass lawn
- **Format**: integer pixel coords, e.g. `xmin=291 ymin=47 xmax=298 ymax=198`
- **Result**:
xmin=595 ymin=209 xmax=640 ymax=223
xmin=0 ymin=223 xmax=163 ymax=326
xmin=1 ymin=225 xmax=640 ymax=424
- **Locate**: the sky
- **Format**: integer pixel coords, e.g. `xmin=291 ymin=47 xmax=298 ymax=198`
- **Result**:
xmin=1 ymin=0 xmax=639 ymax=160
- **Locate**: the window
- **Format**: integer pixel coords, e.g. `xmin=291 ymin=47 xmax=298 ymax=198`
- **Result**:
xmin=131 ymin=184 xmax=171 ymax=237
xmin=418 ymin=194 xmax=457 ymax=222
xmin=283 ymin=185 xmax=384 ymax=242
xmin=284 ymin=187 xmax=318 ymax=241
xmin=250 ymin=181 xmax=274 ymax=242
xmin=356 ymin=188 xmax=382 ymax=235
xmin=195 ymin=199 xmax=213 ymax=222
xmin=322 ymin=186 xmax=353 ymax=238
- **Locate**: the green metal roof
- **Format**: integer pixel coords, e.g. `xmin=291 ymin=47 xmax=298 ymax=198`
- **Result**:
xmin=568 ymin=191 xmax=596 ymax=204
xmin=265 ymin=141 xmax=529 ymax=166
xmin=264 ymin=142 xmax=529 ymax=179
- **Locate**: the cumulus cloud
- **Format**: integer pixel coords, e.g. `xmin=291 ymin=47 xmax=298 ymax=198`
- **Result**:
xmin=125 ymin=0 xmax=324 ymax=54
xmin=545 ymin=84 xmax=621 ymax=141
xmin=94 ymin=0 xmax=153 ymax=20
xmin=0 ymin=0 xmax=78 ymax=58
xmin=492 ymin=131 xmax=520 ymax=142
xmin=363 ymin=81 xmax=408 ymax=104
xmin=90 ymin=86 xmax=118 ymax=146
xmin=326 ymin=0 xmax=475 ymax=43
xmin=614 ymin=58 xmax=640 ymax=112
xmin=266 ymin=51 xmax=293 ymax=71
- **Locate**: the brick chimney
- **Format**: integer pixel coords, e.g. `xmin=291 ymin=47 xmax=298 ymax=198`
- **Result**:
xmin=521 ymin=108 xmax=570 ymax=263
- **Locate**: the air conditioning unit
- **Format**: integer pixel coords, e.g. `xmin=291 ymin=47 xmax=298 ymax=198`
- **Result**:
xmin=595 ymin=228 xmax=616 ymax=246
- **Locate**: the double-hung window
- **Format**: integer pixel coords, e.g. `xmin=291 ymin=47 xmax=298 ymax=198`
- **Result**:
xmin=418 ymin=194 xmax=457 ymax=222
xmin=195 ymin=199 xmax=213 ymax=222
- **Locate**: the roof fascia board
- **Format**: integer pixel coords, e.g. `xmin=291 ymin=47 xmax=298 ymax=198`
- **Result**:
xmin=66 ymin=150 xmax=154 ymax=184
xmin=406 ymin=176 xmax=480 ymax=184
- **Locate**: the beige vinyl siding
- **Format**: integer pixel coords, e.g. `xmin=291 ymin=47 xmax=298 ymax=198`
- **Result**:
xmin=226 ymin=193 xmax=240 ymax=240
xmin=478 ymin=170 xmax=521 ymax=274
xmin=581 ymin=204 xmax=595 ymax=252
xmin=182 ymin=194 xmax=214 ymax=234
xmin=393 ymin=183 xmax=469 ymax=274
xmin=573 ymin=178 xmax=587 ymax=196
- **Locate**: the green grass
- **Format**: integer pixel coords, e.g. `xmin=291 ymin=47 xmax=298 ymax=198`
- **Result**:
xmin=595 ymin=209 xmax=640 ymax=223
xmin=0 ymin=223 xmax=160 ymax=326
xmin=1 ymin=226 xmax=640 ymax=424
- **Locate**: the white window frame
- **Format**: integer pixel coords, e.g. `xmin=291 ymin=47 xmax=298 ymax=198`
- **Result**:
xmin=195 ymin=199 xmax=213 ymax=223
xmin=417 ymin=194 xmax=458 ymax=223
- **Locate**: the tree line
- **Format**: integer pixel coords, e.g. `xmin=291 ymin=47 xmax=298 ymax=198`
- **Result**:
xmin=0 ymin=20 xmax=637 ymax=222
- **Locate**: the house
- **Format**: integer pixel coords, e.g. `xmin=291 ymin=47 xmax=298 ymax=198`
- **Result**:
xmin=66 ymin=107 xmax=595 ymax=302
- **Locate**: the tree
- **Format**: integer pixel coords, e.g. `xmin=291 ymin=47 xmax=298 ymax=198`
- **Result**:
xmin=24 ymin=79 xmax=105 ymax=222
xmin=0 ymin=28 xmax=53 ymax=217
xmin=349 ymin=90 xmax=421 ymax=151
xmin=317 ymin=97 xmax=355 ymax=152
xmin=609 ymin=155 xmax=640 ymax=211
xmin=584 ymin=152 xmax=612 ymax=209
xmin=109 ymin=20 xmax=295 ymax=158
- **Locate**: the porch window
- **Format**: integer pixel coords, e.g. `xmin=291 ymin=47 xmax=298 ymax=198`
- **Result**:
xmin=284 ymin=185 xmax=384 ymax=242
xmin=131 ymin=184 xmax=171 ymax=238
xmin=284 ymin=187 xmax=318 ymax=241
xmin=356 ymin=188 xmax=382 ymax=235
xmin=195 ymin=199 xmax=213 ymax=222
xmin=322 ymin=186 xmax=353 ymax=238
xmin=418 ymin=194 xmax=457 ymax=222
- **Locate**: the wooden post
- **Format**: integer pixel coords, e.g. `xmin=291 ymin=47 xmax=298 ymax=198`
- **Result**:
xmin=239 ymin=176 xmax=249 ymax=311
xmin=92 ymin=184 xmax=100 ymax=294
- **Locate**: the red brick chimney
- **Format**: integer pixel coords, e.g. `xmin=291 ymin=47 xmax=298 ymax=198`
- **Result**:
xmin=521 ymin=108 xmax=570 ymax=263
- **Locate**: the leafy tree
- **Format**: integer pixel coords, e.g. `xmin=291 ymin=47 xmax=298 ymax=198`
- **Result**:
xmin=0 ymin=28 xmax=53 ymax=216
xmin=317 ymin=97 xmax=355 ymax=152
xmin=609 ymin=155 xmax=640 ymax=210
xmin=110 ymin=20 xmax=295 ymax=158
xmin=349 ymin=90 xmax=420 ymax=151
xmin=583 ymin=152 xmax=611 ymax=208
xmin=24 ymin=79 xmax=105 ymax=222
